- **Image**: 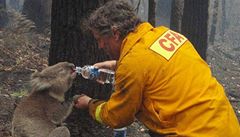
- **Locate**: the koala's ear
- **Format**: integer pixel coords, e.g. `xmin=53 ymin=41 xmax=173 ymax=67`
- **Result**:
xmin=31 ymin=72 xmax=52 ymax=92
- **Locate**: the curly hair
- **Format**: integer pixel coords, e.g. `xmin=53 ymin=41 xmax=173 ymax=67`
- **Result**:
xmin=88 ymin=0 xmax=142 ymax=39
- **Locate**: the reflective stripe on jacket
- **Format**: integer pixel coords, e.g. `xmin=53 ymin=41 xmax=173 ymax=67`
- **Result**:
xmin=89 ymin=22 xmax=240 ymax=136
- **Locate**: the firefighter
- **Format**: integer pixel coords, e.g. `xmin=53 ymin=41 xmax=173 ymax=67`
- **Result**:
xmin=75 ymin=0 xmax=240 ymax=136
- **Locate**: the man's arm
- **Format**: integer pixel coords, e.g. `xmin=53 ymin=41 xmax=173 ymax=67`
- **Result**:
xmin=75 ymin=60 xmax=145 ymax=128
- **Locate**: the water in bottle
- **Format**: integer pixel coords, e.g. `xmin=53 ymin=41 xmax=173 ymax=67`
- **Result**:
xmin=75 ymin=65 xmax=98 ymax=80
xmin=97 ymin=68 xmax=115 ymax=84
xmin=75 ymin=65 xmax=115 ymax=84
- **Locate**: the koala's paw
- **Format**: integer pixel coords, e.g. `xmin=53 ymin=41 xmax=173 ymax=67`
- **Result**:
xmin=48 ymin=126 xmax=70 ymax=137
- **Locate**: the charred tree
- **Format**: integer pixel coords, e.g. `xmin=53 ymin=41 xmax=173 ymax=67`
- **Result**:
xmin=221 ymin=0 xmax=226 ymax=40
xmin=0 ymin=0 xmax=8 ymax=28
xmin=170 ymin=0 xmax=184 ymax=32
xmin=9 ymin=0 xmax=20 ymax=11
xmin=0 ymin=0 xmax=6 ymax=9
xmin=181 ymin=0 xmax=209 ymax=60
xmin=209 ymin=0 xmax=219 ymax=45
xmin=148 ymin=0 xmax=156 ymax=26
xmin=49 ymin=0 xmax=112 ymax=136
xmin=22 ymin=0 xmax=51 ymax=32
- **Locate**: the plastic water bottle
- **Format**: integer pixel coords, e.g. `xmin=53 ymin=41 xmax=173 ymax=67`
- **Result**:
xmin=75 ymin=65 xmax=115 ymax=84
xmin=113 ymin=127 xmax=127 ymax=137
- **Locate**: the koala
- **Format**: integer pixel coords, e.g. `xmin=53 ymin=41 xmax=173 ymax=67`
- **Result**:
xmin=12 ymin=62 xmax=77 ymax=137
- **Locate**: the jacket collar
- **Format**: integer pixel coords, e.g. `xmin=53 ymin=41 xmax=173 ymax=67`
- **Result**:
xmin=118 ymin=22 xmax=153 ymax=62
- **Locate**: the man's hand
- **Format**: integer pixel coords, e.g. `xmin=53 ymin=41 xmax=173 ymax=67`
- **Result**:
xmin=93 ymin=60 xmax=117 ymax=70
xmin=74 ymin=94 xmax=92 ymax=109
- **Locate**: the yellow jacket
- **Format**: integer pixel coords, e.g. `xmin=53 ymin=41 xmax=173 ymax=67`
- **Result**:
xmin=89 ymin=22 xmax=240 ymax=136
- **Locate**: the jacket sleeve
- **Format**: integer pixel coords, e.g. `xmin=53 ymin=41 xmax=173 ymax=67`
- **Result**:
xmin=88 ymin=99 xmax=106 ymax=123
xmin=88 ymin=61 xmax=145 ymax=128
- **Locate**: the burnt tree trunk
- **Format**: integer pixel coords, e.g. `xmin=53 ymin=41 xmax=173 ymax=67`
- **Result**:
xmin=9 ymin=0 xmax=20 ymax=11
xmin=22 ymin=0 xmax=52 ymax=32
xmin=148 ymin=0 xmax=156 ymax=26
xmin=0 ymin=0 xmax=7 ymax=28
xmin=209 ymin=0 xmax=219 ymax=45
xmin=0 ymin=0 xmax=6 ymax=9
xmin=181 ymin=0 xmax=209 ymax=60
xmin=221 ymin=0 xmax=226 ymax=41
xmin=49 ymin=0 xmax=113 ymax=136
xmin=170 ymin=0 xmax=184 ymax=32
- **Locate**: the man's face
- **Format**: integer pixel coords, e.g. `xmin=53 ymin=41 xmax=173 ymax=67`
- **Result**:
xmin=92 ymin=30 xmax=122 ymax=60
